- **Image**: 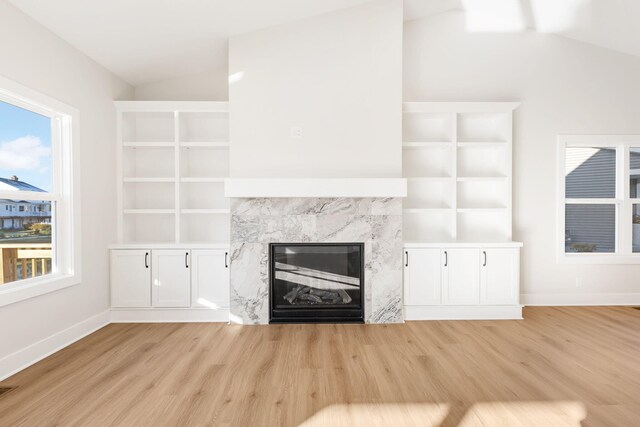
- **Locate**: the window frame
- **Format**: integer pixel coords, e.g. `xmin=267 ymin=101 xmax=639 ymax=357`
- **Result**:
xmin=557 ymin=135 xmax=640 ymax=264
xmin=0 ymin=75 xmax=81 ymax=307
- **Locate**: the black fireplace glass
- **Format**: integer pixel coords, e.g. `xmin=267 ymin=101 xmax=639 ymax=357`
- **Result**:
xmin=269 ymin=243 xmax=364 ymax=323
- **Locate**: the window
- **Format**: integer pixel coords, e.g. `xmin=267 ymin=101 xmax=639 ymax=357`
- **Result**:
xmin=0 ymin=75 xmax=81 ymax=306
xmin=558 ymin=135 xmax=640 ymax=263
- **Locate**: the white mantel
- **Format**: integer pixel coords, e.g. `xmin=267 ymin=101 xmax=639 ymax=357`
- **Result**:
xmin=224 ymin=178 xmax=407 ymax=198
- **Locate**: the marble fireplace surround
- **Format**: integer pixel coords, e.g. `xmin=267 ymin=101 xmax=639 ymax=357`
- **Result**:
xmin=229 ymin=197 xmax=404 ymax=324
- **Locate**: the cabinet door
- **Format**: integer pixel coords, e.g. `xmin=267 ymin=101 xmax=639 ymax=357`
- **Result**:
xmin=111 ymin=250 xmax=151 ymax=308
xmin=403 ymin=248 xmax=441 ymax=305
xmin=480 ymin=248 xmax=519 ymax=305
xmin=191 ymin=249 xmax=230 ymax=309
xmin=442 ymin=248 xmax=480 ymax=305
xmin=152 ymin=250 xmax=191 ymax=308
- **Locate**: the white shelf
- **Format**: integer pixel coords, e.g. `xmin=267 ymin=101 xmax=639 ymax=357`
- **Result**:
xmin=404 ymin=208 xmax=452 ymax=213
xmin=123 ymin=177 xmax=175 ymax=183
xmin=123 ymin=141 xmax=175 ymax=148
xmin=181 ymin=209 xmax=230 ymax=214
xmin=180 ymin=177 xmax=226 ymax=183
xmin=407 ymin=177 xmax=452 ymax=181
xmin=402 ymin=102 xmax=517 ymax=244
xmin=123 ymin=209 xmax=176 ymax=215
xmin=179 ymin=141 xmax=230 ymax=148
xmin=456 ymin=176 xmax=508 ymax=182
xmin=456 ymin=208 xmax=508 ymax=213
xmin=117 ymin=102 xmax=230 ymax=245
xmin=402 ymin=142 xmax=453 ymax=148
xmin=457 ymin=142 xmax=507 ymax=147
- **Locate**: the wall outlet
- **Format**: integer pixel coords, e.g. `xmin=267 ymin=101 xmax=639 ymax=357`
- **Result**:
xmin=576 ymin=277 xmax=583 ymax=288
xmin=290 ymin=127 xmax=303 ymax=138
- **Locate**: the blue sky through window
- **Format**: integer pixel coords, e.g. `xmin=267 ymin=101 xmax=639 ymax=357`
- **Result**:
xmin=0 ymin=100 xmax=52 ymax=192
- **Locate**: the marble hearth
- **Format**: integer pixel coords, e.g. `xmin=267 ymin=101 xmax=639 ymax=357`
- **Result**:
xmin=229 ymin=198 xmax=403 ymax=324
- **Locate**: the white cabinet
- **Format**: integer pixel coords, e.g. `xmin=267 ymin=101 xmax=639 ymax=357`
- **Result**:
xmin=480 ymin=248 xmax=519 ymax=305
xmin=111 ymin=247 xmax=230 ymax=313
xmin=403 ymin=244 xmax=522 ymax=320
xmin=404 ymin=248 xmax=441 ymax=305
xmin=152 ymin=250 xmax=191 ymax=308
xmin=191 ymin=249 xmax=229 ymax=309
xmin=442 ymin=248 xmax=480 ymax=305
xmin=110 ymin=250 xmax=151 ymax=308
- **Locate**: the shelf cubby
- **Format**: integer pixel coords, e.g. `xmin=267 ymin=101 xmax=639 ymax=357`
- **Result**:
xmin=405 ymin=179 xmax=453 ymax=210
xmin=457 ymin=112 xmax=510 ymax=143
xmin=123 ymin=182 xmax=175 ymax=210
xmin=123 ymin=146 xmax=175 ymax=179
xmin=403 ymin=112 xmax=454 ymax=143
xmin=180 ymin=146 xmax=230 ymax=179
xmin=403 ymin=211 xmax=455 ymax=243
xmin=457 ymin=144 xmax=508 ymax=178
xmin=180 ymin=213 xmax=230 ymax=243
xmin=403 ymin=146 xmax=453 ymax=178
xmin=123 ymin=213 xmax=176 ymax=244
xmin=457 ymin=210 xmax=510 ymax=243
xmin=122 ymin=112 xmax=175 ymax=143
xmin=180 ymin=181 xmax=228 ymax=210
xmin=179 ymin=111 xmax=229 ymax=143
xmin=457 ymin=180 xmax=507 ymax=210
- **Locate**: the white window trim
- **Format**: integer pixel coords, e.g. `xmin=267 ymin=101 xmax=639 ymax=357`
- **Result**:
xmin=557 ymin=134 xmax=640 ymax=264
xmin=0 ymin=75 xmax=81 ymax=306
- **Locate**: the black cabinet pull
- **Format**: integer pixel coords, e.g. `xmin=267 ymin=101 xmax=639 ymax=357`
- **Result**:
xmin=225 ymin=252 xmax=229 ymax=268
xmin=185 ymin=252 xmax=189 ymax=268
xmin=444 ymin=251 xmax=448 ymax=267
xmin=483 ymin=251 xmax=487 ymax=267
xmin=145 ymin=252 xmax=149 ymax=269
xmin=405 ymin=251 xmax=409 ymax=267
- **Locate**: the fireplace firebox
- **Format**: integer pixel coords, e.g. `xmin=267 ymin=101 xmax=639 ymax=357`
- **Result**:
xmin=269 ymin=243 xmax=364 ymax=323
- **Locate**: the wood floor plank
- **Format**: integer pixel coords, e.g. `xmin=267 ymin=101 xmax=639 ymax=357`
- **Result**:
xmin=1 ymin=307 xmax=639 ymax=426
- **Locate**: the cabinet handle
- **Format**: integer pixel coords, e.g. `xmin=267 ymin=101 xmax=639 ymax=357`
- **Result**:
xmin=405 ymin=251 xmax=409 ymax=267
xmin=444 ymin=251 xmax=448 ymax=267
xmin=145 ymin=252 xmax=149 ymax=269
xmin=225 ymin=252 xmax=229 ymax=268
xmin=483 ymin=251 xmax=487 ymax=267
xmin=185 ymin=252 xmax=189 ymax=268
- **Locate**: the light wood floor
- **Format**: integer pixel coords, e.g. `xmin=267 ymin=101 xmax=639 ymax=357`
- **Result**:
xmin=1 ymin=307 xmax=639 ymax=426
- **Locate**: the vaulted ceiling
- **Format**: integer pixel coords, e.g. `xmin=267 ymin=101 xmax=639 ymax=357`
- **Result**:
xmin=8 ymin=0 xmax=640 ymax=86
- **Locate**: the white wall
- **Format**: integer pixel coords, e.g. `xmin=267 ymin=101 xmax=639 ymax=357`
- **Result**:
xmin=0 ymin=2 xmax=132 ymax=373
xmin=228 ymin=0 xmax=403 ymax=178
xmin=134 ymin=67 xmax=228 ymax=101
xmin=404 ymin=11 xmax=640 ymax=304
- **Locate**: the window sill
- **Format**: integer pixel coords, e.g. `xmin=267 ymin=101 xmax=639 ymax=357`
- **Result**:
xmin=557 ymin=254 xmax=640 ymax=265
xmin=0 ymin=273 xmax=81 ymax=308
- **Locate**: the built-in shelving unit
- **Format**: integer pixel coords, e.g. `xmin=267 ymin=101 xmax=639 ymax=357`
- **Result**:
xmin=402 ymin=102 xmax=519 ymax=243
xmin=116 ymin=101 xmax=230 ymax=244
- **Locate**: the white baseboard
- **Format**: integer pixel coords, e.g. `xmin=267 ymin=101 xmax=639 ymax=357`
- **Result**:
xmin=110 ymin=308 xmax=230 ymax=323
xmin=521 ymin=293 xmax=640 ymax=306
xmin=0 ymin=310 xmax=110 ymax=382
xmin=404 ymin=305 xmax=523 ymax=320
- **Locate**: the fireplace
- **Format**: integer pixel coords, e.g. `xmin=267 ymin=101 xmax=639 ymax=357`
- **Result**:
xmin=269 ymin=243 xmax=364 ymax=323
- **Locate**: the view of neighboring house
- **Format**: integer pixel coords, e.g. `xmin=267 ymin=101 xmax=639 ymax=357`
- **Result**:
xmin=0 ymin=176 xmax=51 ymax=231
xmin=565 ymin=148 xmax=640 ymax=253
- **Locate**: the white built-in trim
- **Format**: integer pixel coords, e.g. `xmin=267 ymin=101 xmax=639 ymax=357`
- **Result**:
xmin=404 ymin=241 xmax=523 ymax=248
xmin=404 ymin=305 xmax=523 ymax=320
xmin=224 ymin=178 xmax=407 ymax=198
xmin=0 ymin=310 xmax=110 ymax=382
xmin=521 ymin=293 xmax=640 ymax=306
xmin=110 ymin=308 xmax=230 ymax=323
